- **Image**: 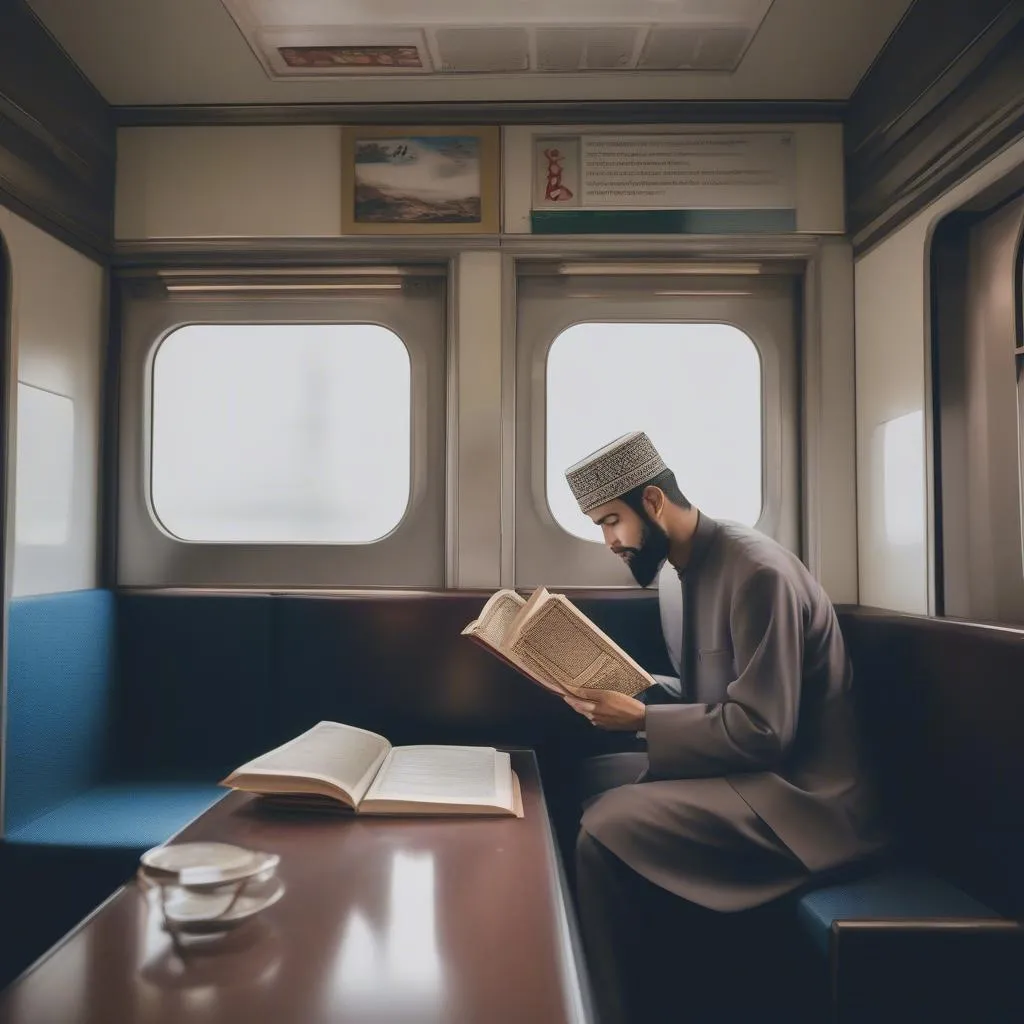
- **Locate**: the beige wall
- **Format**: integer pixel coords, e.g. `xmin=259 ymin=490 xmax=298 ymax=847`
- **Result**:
xmin=451 ymin=252 xmax=504 ymax=588
xmin=115 ymin=122 xmax=844 ymax=239
xmin=813 ymin=238 xmax=859 ymax=604
xmin=115 ymin=126 xmax=342 ymax=238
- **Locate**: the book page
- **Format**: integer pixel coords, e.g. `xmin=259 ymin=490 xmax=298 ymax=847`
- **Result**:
xmin=462 ymin=589 xmax=525 ymax=650
xmin=362 ymin=745 xmax=513 ymax=812
xmin=222 ymin=721 xmax=391 ymax=809
xmin=461 ymin=589 xmax=569 ymax=697
xmin=509 ymin=594 xmax=655 ymax=697
xmin=505 ymin=646 xmax=575 ymax=697
xmin=505 ymin=586 xmax=549 ymax=649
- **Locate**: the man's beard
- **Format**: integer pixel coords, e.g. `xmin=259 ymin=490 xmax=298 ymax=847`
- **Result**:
xmin=619 ymin=515 xmax=670 ymax=587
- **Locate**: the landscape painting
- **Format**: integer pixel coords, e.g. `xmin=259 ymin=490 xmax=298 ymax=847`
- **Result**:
xmin=342 ymin=127 xmax=499 ymax=234
xmin=354 ymin=136 xmax=481 ymax=223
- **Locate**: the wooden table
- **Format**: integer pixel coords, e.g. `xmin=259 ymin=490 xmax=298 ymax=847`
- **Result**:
xmin=0 ymin=751 xmax=593 ymax=1024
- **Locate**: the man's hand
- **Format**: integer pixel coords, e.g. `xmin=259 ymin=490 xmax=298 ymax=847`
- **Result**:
xmin=563 ymin=690 xmax=646 ymax=731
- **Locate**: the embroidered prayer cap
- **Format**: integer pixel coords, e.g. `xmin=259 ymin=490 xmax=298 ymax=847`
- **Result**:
xmin=565 ymin=431 xmax=667 ymax=514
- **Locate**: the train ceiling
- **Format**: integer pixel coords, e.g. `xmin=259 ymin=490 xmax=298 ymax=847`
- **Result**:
xmin=24 ymin=0 xmax=915 ymax=106
xmin=216 ymin=0 xmax=778 ymax=78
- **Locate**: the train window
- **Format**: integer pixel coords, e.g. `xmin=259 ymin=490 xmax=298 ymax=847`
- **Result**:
xmin=117 ymin=269 xmax=447 ymax=588
xmin=15 ymin=383 xmax=74 ymax=546
xmin=151 ymin=323 xmax=410 ymax=544
xmin=515 ymin=269 xmax=799 ymax=587
xmin=546 ymin=322 xmax=762 ymax=543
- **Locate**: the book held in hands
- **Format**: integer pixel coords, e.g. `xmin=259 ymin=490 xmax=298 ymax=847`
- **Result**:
xmin=462 ymin=587 xmax=655 ymax=699
xmin=220 ymin=721 xmax=523 ymax=818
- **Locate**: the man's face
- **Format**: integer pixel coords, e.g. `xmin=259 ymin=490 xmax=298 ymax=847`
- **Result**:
xmin=589 ymin=498 xmax=669 ymax=587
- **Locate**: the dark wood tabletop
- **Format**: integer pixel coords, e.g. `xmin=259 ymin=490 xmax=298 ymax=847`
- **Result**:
xmin=0 ymin=750 xmax=593 ymax=1024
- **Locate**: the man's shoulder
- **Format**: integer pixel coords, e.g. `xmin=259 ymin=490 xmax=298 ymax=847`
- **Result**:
xmin=713 ymin=520 xmax=818 ymax=591
xmin=714 ymin=519 xmax=792 ymax=563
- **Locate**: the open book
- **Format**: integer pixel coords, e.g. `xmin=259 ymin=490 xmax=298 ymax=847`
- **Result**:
xmin=462 ymin=587 xmax=655 ymax=699
xmin=220 ymin=721 xmax=523 ymax=818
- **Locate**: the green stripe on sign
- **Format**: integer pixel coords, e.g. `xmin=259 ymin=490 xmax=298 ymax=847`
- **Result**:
xmin=530 ymin=209 xmax=797 ymax=234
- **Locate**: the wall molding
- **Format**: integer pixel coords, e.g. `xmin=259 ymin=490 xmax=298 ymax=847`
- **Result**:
xmin=847 ymin=0 xmax=1024 ymax=254
xmin=112 ymin=235 xmax=825 ymax=269
xmin=0 ymin=1 xmax=115 ymax=261
xmin=113 ymin=100 xmax=846 ymax=129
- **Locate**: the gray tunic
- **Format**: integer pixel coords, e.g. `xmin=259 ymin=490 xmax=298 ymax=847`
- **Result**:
xmin=581 ymin=512 xmax=889 ymax=911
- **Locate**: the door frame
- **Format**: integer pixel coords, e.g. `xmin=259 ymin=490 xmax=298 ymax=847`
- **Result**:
xmin=0 ymin=230 xmax=12 ymax=836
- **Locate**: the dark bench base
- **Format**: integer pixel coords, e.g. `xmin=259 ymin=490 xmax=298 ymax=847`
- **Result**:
xmin=828 ymin=919 xmax=1024 ymax=1023
xmin=0 ymin=844 xmax=139 ymax=989
xmin=798 ymin=866 xmax=1024 ymax=1022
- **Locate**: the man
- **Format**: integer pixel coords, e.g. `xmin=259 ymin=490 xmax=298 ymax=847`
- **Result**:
xmin=561 ymin=431 xmax=888 ymax=1023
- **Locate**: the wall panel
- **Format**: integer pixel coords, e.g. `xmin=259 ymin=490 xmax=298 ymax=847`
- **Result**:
xmin=0 ymin=208 xmax=105 ymax=597
xmin=854 ymin=135 xmax=1024 ymax=613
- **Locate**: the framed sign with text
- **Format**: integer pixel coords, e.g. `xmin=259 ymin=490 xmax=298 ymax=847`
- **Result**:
xmin=532 ymin=131 xmax=797 ymax=233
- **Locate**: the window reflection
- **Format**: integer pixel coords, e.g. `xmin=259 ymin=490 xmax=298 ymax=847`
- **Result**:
xmin=882 ymin=410 xmax=925 ymax=546
xmin=332 ymin=851 xmax=446 ymax=1020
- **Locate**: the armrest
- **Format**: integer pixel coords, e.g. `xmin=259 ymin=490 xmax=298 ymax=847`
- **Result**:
xmin=829 ymin=918 xmax=1024 ymax=1024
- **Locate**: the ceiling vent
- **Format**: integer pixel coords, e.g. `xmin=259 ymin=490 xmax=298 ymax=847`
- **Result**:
xmin=434 ymin=28 xmax=530 ymax=73
xmin=638 ymin=26 xmax=752 ymax=70
xmin=536 ymin=27 xmax=639 ymax=72
xmin=219 ymin=0 xmax=773 ymax=78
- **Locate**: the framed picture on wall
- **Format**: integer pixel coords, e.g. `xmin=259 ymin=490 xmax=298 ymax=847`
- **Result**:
xmin=341 ymin=126 xmax=501 ymax=234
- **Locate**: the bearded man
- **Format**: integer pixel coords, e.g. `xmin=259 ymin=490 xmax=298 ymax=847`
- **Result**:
xmin=561 ymin=431 xmax=888 ymax=1024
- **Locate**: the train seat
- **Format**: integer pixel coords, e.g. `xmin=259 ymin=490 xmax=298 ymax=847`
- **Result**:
xmin=3 ymin=589 xmax=223 ymax=855
xmin=5 ymin=782 xmax=223 ymax=849
xmin=795 ymin=607 xmax=1024 ymax=1019
xmin=796 ymin=866 xmax=1004 ymax=956
xmin=792 ymin=866 xmax=1023 ymax=1020
xmin=0 ymin=589 xmax=227 ymax=987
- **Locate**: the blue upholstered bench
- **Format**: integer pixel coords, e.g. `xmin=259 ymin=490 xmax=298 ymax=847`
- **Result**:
xmin=795 ymin=866 xmax=1023 ymax=1021
xmin=0 ymin=590 xmax=227 ymax=987
xmin=797 ymin=866 xmax=1006 ymax=955
xmin=4 ymin=590 xmax=223 ymax=854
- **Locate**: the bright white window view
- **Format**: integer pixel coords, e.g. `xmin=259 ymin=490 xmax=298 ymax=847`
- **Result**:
xmin=151 ymin=323 xmax=411 ymax=543
xmin=546 ymin=322 xmax=763 ymax=542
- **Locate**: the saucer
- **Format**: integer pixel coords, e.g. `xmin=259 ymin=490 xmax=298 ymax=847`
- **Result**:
xmin=161 ymin=876 xmax=285 ymax=933
xmin=141 ymin=842 xmax=279 ymax=890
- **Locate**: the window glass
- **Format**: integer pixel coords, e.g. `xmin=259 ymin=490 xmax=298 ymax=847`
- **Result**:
xmin=151 ymin=323 xmax=410 ymax=543
xmin=546 ymin=322 xmax=762 ymax=542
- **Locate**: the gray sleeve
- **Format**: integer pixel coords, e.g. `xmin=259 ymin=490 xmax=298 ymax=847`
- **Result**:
xmin=643 ymin=567 xmax=804 ymax=779
xmin=635 ymin=675 xmax=683 ymax=737
xmin=646 ymin=674 xmax=683 ymax=701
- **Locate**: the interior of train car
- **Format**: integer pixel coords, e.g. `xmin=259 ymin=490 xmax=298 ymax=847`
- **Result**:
xmin=1 ymin=0 xmax=1024 ymax=1021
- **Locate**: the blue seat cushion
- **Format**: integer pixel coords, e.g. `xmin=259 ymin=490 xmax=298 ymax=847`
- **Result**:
xmin=5 ymin=590 xmax=116 ymax=833
xmin=5 ymin=783 xmax=225 ymax=851
xmin=798 ymin=869 xmax=1003 ymax=957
